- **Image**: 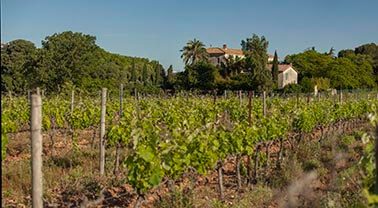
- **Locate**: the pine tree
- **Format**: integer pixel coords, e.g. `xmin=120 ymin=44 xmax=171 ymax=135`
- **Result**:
xmin=271 ymin=50 xmax=279 ymax=84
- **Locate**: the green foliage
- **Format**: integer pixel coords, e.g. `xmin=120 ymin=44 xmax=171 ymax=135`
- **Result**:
xmin=142 ymin=63 xmax=149 ymax=85
xmin=285 ymin=50 xmax=333 ymax=79
xmin=165 ymin=65 xmax=176 ymax=89
xmin=220 ymin=55 xmax=245 ymax=78
xmin=1 ymin=31 xmax=165 ymax=95
xmin=1 ymin=92 xmax=377 ymax=195
xmin=3 ymin=32 xmax=375 ymax=94
xmin=186 ymin=61 xmax=220 ymax=90
xmin=300 ymin=77 xmax=330 ymax=93
xmin=326 ymin=58 xmax=363 ymax=89
xmin=1 ymin=39 xmax=37 ymax=93
xmin=282 ymin=83 xmax=302 ymax=94
xmin=180 ymin=39 xmax=209 ymax=66
xmin=271 ymin=51 xmax=279 ymax=86
xmin=241 ymin=34 xmax=273 ymax=92
xmin=286 ymin=47 xmax=377 ymax=90
xmin=355 ymin=43 xmax=378 ymax=70
xmin=338 ymin=49 xmax=355 ymax=58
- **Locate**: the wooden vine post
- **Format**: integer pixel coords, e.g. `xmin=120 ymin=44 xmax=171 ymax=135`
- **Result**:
xmin=265 ymin=142 xmax=271 ymax=174
xmin=239 ymin=90 xmax=242 ymax=107
xmin=248 ymin=91 xmax=253 ymax=126
xmin=236 ymin=154 xmax=242 ymax=190
xmin=134 ymin=88 xmax=138 ymax=101
xmin=213 ymin=89 xmax=217 ymax=105
xmin=114 ymin=84 xmax=123 ymax=175
xmin=100 ymin=88 xmax=107 ymax=175
xmin=375 ymin=123 xmax=378 ymax=194
xmin=217 ymin=160 xmax=224 ymax=201
xmin=262 ymin=91 xmax=270 ymax=175
xmin=71 ymin=90 xmax=75 ymax=115
xmin=246 ymin=91 xmax=254 ymax=185
xmin=236 ymin=90 xmax=243 ymax=190
xmin=277 ymin=137 xmax=284 ymax=168
xmin=253 ymin=145 xmax=260 ymax=184
xmin=28 ymin=90 xmax=31 ymax=101
xmin=30 ymin=94 xmax=43 ymax=208
xmin=8 ymin=91 xmax=12 ymax=101
xmin=263 ymin=91 xmax=267 ymax=116
xmin=70 ymin=90 xmax=76 ymax=143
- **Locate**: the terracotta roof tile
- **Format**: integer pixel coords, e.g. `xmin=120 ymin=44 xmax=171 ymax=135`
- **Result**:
xmin=207 ymin=47 xmax=273 ymax=57
xmin=206 ymin=47 xmax=244 ymax=56
xmin=206 ymin=48 xmax=225 ymax=55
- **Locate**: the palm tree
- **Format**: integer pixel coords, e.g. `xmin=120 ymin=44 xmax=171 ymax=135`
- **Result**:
xmin=180 ymin=39 xmax=209 ymax=66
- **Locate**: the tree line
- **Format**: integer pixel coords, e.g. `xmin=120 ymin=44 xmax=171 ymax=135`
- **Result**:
xmin=176 ymin=35 xmax=378 ymax=93
xmin=1 ymin=31 xmax=377 ymax=95
xmin=1 ymin=31 xmax=167 ymax=95
xmin=285 ymin=44 xmax=378 ymax=92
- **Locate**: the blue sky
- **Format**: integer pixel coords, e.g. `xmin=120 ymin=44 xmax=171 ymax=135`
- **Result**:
xmin=1 ymin=0 xmax=378 ymax=71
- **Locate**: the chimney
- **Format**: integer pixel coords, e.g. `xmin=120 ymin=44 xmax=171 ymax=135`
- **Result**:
xmin=223 ymin=44 xmax=227 ymax=50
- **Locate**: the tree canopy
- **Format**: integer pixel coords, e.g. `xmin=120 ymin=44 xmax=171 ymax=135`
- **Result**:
xmin=1 ymin=31 xmax=166 ymax=95
xmin=285 ymin=47 xmax=376 ymax=90
xmin=180 ymin=39 xmax=209 ymax=66
xmin=241 ymin=34 xmax=273 ymax=92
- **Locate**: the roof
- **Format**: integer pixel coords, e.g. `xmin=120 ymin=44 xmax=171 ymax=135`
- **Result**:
xmin=267 ymin=64 xmax=295 ymax=73
xmin=206 ymin=46 xmax=274 ymax=58
xmin=206 ymin=47 xmax=244 ymax=56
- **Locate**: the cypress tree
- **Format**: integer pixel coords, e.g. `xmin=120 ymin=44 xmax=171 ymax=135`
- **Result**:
xmin=131 ymin=59 xmax=137 ymax=82
xmin=166 ymin=65 xmax=174 ymax=88
xmin=142 ymin=63 xmax=149 ymax=85
xmin=271 ymin=50 xmax=279 ymax=84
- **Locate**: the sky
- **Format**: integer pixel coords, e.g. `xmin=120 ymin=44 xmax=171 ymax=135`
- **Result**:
xmin=1 ymin=0 xmax=378 ymax=71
